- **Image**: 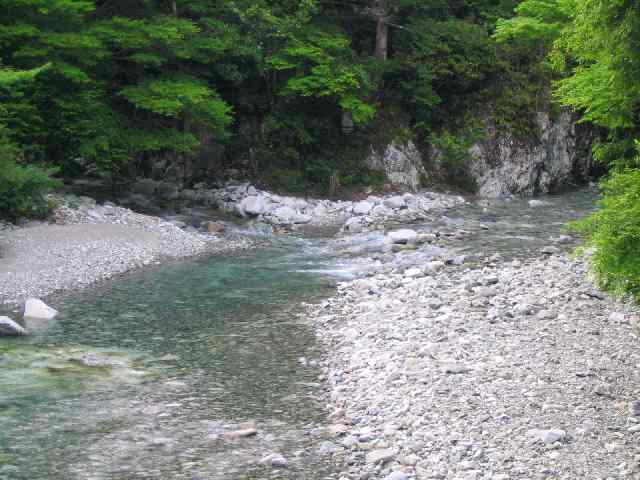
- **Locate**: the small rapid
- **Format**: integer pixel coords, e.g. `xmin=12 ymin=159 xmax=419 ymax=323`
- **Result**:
xmin=0 ymin=187 xmax=599 ymax=480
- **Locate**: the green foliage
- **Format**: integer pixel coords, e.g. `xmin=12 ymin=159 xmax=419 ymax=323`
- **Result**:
xmin=0 ymin=119 xmax=58 ymax=221
xmin=572 ymin=167 xmax=640 ymax=300
xmin=426 ymin=128 xmax=480 ymax=191
xmin=268 ymin=28 xmax=375 ymax=123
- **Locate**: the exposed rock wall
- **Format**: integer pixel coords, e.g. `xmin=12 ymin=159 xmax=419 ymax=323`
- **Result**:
xmin=467 ymin=112 xmax=593 ymax=197
xmin=366 ymin=140 xmax=427 ymax=191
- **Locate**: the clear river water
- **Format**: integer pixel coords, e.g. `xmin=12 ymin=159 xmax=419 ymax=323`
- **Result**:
xmin=0 ymin=188 xmax=599 ymax=480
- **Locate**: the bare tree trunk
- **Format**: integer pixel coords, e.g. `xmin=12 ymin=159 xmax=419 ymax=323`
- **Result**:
xmin=375 ymin=9 xmax=388 ymax=61
xmin=172 ymin=0 xmax=177 ymax=16
xmin=372 ymin=0 xmax=388 ymax=92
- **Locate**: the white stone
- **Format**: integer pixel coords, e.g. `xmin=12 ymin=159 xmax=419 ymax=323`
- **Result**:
xmin=383 ymin=196 xmax=408 ymax=209
xmin=387 ymin=229 xmax=418 ymax=245
xmin=404 ymin=267 xmax=423 ymax=278
xmin=353 ymin=201 xmax=374 ymax=215
xmin=24 ymin=298 xmax=58 ymax=321
xmin=238 ymin=195 xmax=269 ymax=216
xmin=527 ymin=428 xmax=567 ymax=444
xmin=259 ymin=453 xmax=288 ymax=468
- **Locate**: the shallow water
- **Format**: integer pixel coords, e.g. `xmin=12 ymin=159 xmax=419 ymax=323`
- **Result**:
xmin=0 ymin=245 xmax=339 ymax=480
xmin=0 ymin=187 xmax=600 ymax=480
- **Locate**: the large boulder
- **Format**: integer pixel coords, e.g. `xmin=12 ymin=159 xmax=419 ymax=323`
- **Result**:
xmin=0 ymin=316 xmax=26 ymax=336
xmin=270 ymin=206 xmax=311 ymax=225
xmin=366 ymin=140 xmax=427 ymax=191
xmin=24 ymin=298 xmax=58 ymax=321
xmin=238 ymin=195 xmax=270 ymax=216
xmin=353 ymin=201 xmax=374 ymax=216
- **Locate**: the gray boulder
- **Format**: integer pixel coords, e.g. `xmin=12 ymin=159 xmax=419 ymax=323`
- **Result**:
xmin=238 ymin=195 xmax=269 ymax=217
xmin=0 ymin=316 xmax=26 ymax=336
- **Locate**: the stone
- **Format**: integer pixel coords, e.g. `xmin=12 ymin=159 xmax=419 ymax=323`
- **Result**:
xmin=238 ymin=195 xmax=269 ymax=216
xmin=203 ymin=221 xmax=225 ymax=234
xmin=385 ymin=472 xmax=409 ymax=480
xmin=387 ymin=229 xmax=418 ymax=245
xmin=23 ymin=298 xmax=58 ymax=321
xmin=630 ymin=401 xmax=640 ymax=417
xmin=259 ymin=453 xmax=288 ymax=468
xmin=353 ymin=201 xmax=374 ymax=216
xmin=0 ymin=316 xmax=26 ymax=336
xmin=271 ymin=206 xmax=311 ymax=224
xmin=404 ymin=267 xmax=423 ymax=278
xmin=541 ymin=245 xmax=560 ymax=255
xmin=366 ymin=448 xmax=396 ymax=465
xmin=223 ymin=428 xmax=257 ymax=439
xmin=383 ymin=196 xmax=408 ymax=209
xmin=444 ymin=363 xmax=472 ymax=374
xmin=425 ymin=261 xmax=446 ymax=273
xmin=527 ymin=429 xmax=567 ymax=444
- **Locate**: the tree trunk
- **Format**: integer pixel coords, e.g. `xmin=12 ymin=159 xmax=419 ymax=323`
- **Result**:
xmin=172 ymin=0 xmax=177 ymax=16
xmin=375 ymin=11 xmax=388 ymax=61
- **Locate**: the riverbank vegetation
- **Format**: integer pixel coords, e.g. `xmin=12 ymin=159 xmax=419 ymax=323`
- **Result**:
xmin=0 ymin=0 xmax=545 ymax=200
xmin=497 ymin=0 xmax=640 ymax=300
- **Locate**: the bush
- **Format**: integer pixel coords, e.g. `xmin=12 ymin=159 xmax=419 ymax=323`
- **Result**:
xmin=0 ymin=157 xmax=59 ymax=222
xmin=572 ymin=168 xmax=640 ymax=300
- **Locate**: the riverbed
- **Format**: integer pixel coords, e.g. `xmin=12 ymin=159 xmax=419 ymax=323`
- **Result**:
xmin=0 ymin=188 xmax=605 ymax=480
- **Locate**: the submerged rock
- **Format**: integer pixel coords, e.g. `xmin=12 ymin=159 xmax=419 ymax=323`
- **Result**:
xmin=0 ymin=316 xmax=26 ymax=336
xmin=23 ymin=298 xmax=58 ymax=321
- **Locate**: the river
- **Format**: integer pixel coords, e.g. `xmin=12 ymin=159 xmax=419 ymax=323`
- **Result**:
xmin=0 ymin=187 xmax=598 ymax=480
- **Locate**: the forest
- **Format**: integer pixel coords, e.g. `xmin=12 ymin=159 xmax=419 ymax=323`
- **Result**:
xmin=2 ymin=0 xmax=640 ymax=300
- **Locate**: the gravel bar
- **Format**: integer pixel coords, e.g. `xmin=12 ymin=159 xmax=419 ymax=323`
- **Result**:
xmin=311 ymin=255 xmax=640 ymax=480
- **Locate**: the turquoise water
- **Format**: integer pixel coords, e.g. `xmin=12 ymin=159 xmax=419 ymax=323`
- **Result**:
xmin=0 ymin=188 xmax=600 ymax=480
xmin=0 ymin=244 xmax=339 ymax=480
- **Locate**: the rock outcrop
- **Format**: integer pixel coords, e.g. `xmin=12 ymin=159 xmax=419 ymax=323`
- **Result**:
xmin=366 ymin=140 xmax=427 ymax=191
xmin=466 ymin=112 xmax=593 ymax=197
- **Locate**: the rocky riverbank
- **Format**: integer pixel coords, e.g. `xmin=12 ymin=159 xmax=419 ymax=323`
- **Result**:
xmin=0 ymin=195 xmax=250 ymax=306
xmin=310 ymin=251 xmax=640 ymax=479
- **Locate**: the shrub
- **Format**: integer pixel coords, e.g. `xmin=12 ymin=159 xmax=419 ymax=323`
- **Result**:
xmin=572 ymin=168 xmax=640 ymax=300
xmin=0 ymin=130 xmax=59 ymax=221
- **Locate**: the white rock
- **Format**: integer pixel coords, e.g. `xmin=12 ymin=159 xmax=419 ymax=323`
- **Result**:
xmin=385 ymin=472 xmax=409 ymax=480
xmin=353 ymin=201 xmax=374 ymax=215
xmin=259 ymin=453 xmax=288 ymax=468
xmin=383 ymin=196 xmax=407 ymax=209
xmin=404 ymin=267 xmax=423 ymax=278
xmin=239 ymin=195 xmax=269 ymax=216
xmin=527 ymin=428 xmax=567 ymax=444
xmin=0 ymin=316 xmax=26 ymax=336
xmin=387 ymin=229 xmax=418 ymax=245
xmin=24 ymin=298 xmax=58 ymax=321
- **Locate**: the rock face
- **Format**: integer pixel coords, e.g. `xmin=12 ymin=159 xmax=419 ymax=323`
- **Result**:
xmin=23 ymin=298 xmax=58 ymax=321
xmin=0 ymin=316 xmax=26 ymax=336
xmin=466 ymin=112 xmax=593 ymax=197
xmin=366 ymin=140 xmax=427 ymax=191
